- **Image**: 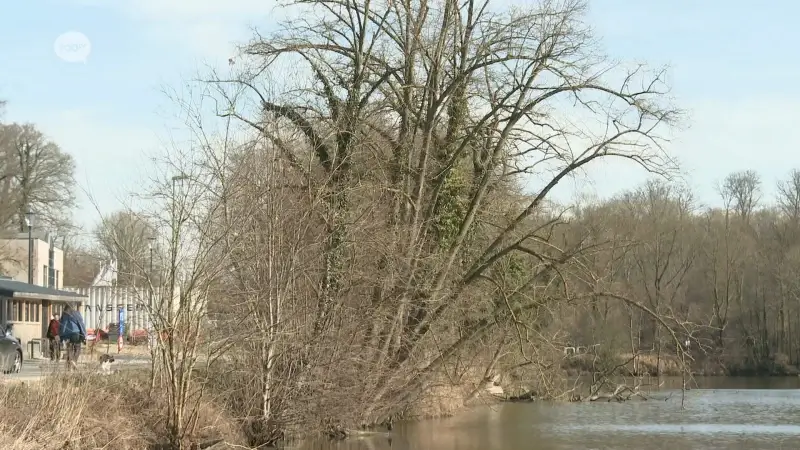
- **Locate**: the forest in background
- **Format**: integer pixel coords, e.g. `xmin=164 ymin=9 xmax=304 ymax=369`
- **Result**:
xmin=560 ymin=170 xmax=800 ymax=378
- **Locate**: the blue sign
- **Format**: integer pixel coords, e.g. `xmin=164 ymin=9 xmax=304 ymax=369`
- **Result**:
xmin=118 ymin=307 xmax=126 ymax=336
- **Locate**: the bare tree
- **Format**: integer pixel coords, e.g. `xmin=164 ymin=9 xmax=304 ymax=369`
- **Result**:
xmin=620 ymin=180 xmax=696 ymax=375
xmin=0 ymin=123 xmax=76 ymax=231
xmin=60 ymin=236 xmax=103 ymax=287
xmin=777 ymin=169 xmax=800 ymax=223
xmin=140 ymin=161 xmax=235 ymax=450
xmin=95 ymin=210 xmax=158 ymax=286
xmin=0 ymin=142 xmax=17 ymax=228
xmin=700 ymin=209 xmax=736 ymax=350
xmin=216 ymin=137 xmax=318 ymax=445
xmin=767 ymin=170 xmax=800 ymax=359
xmin=721 ymin=170 xmax=761 ymax=223
xmin=201 ymin=0 xmax=679 ymax=431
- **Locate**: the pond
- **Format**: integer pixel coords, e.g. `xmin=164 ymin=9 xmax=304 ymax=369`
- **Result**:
xmin=295 ymin=377 xmax=800 ymax=449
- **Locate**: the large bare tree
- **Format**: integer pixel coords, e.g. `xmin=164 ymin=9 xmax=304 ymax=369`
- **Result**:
xmin=95 ymin=210 xmax=158 ymax=286
xmin=196 ymin=0 xmax=680 ymax=433
xmin=621 ymin=180 xmax=696 ymax=374
xmin=721 ymin=170 xmax=761 ymax=223
xmin=0 ymin=122 xmax=76 ymax=231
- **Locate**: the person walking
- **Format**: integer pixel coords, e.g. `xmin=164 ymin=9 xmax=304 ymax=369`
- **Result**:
xmin=59 ymin=304 xmax=86 ymax=371
xmin=46 ymin=314 xmax=60 ymax=361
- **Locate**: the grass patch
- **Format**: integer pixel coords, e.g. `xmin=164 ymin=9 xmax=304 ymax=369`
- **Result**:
xmin=0 ymin=369 xmax=244 ymax=449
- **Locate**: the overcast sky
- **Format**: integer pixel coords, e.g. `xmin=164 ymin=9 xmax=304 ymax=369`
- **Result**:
xmin=1 ymin=0 xmax=799 ymax=234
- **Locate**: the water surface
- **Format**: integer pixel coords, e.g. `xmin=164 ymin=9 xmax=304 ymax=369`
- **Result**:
xmin=297 ymin=377 xmax=800 ymax=449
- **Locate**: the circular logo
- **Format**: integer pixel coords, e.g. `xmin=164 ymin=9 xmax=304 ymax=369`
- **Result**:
xmin=54 ymin=31 xmax=92 ymax=63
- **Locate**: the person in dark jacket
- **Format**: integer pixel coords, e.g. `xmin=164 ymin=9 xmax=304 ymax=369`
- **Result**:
xmin=46 ymin=314 xmax=60 ymax=361
xmin=59 ymin=304 xmax=86 ymax=370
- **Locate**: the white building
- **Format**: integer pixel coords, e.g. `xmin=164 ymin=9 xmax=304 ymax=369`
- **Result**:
xmin=0 ymin=231 xmax=84 ymax=354
xmin=0 ymin=230 xmax=64 ymax=289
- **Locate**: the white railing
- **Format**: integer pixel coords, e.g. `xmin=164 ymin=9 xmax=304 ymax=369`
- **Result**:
xmin=61 ymin=286 xmax=180 ymax=334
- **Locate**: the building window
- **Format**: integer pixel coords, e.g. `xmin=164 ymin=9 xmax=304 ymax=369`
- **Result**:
xmin=10 ymin=300 xmax=40 ymax=323
xmin=43 ymin=265 xmax=49 ymax=287
xmin=50 ymin=303 xmax=64 ymax=319
xmin=55 ymin=270 xmax=60 ymax=288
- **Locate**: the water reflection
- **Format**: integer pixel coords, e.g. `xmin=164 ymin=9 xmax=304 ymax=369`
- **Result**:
xmin=296 ymin=377 xmax=800 ymax=450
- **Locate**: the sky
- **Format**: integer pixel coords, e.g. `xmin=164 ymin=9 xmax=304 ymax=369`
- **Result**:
xmin=1 ymin=0 xmax=799 ymax=234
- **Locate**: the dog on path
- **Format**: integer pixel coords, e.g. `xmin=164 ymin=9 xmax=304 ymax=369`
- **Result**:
xmin=98 ymin=354 xmax=115 ymax=375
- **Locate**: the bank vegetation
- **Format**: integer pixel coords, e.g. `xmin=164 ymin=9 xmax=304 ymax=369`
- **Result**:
xmin=175 ymin=0 xmax=680 ymax=445
xmin=6 ymin=0 xmax=800 ymax=449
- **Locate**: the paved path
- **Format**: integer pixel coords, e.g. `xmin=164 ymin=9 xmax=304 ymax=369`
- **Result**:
xmin=3 ymin=353 xmax=150 ymax=383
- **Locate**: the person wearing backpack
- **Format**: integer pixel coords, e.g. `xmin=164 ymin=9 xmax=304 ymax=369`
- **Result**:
xmin=59 ymin=304 xmax=86 ymax=370
xmin=46 ymin=313 xmax=60 ymax=361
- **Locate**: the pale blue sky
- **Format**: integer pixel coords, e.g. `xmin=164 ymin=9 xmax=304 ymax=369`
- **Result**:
xmin=1 ymin=0 xmax=799 ymax=233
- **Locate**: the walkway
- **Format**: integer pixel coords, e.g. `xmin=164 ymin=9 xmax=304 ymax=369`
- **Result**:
xmin=2 ymin=353 xmax=150 ymax=383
